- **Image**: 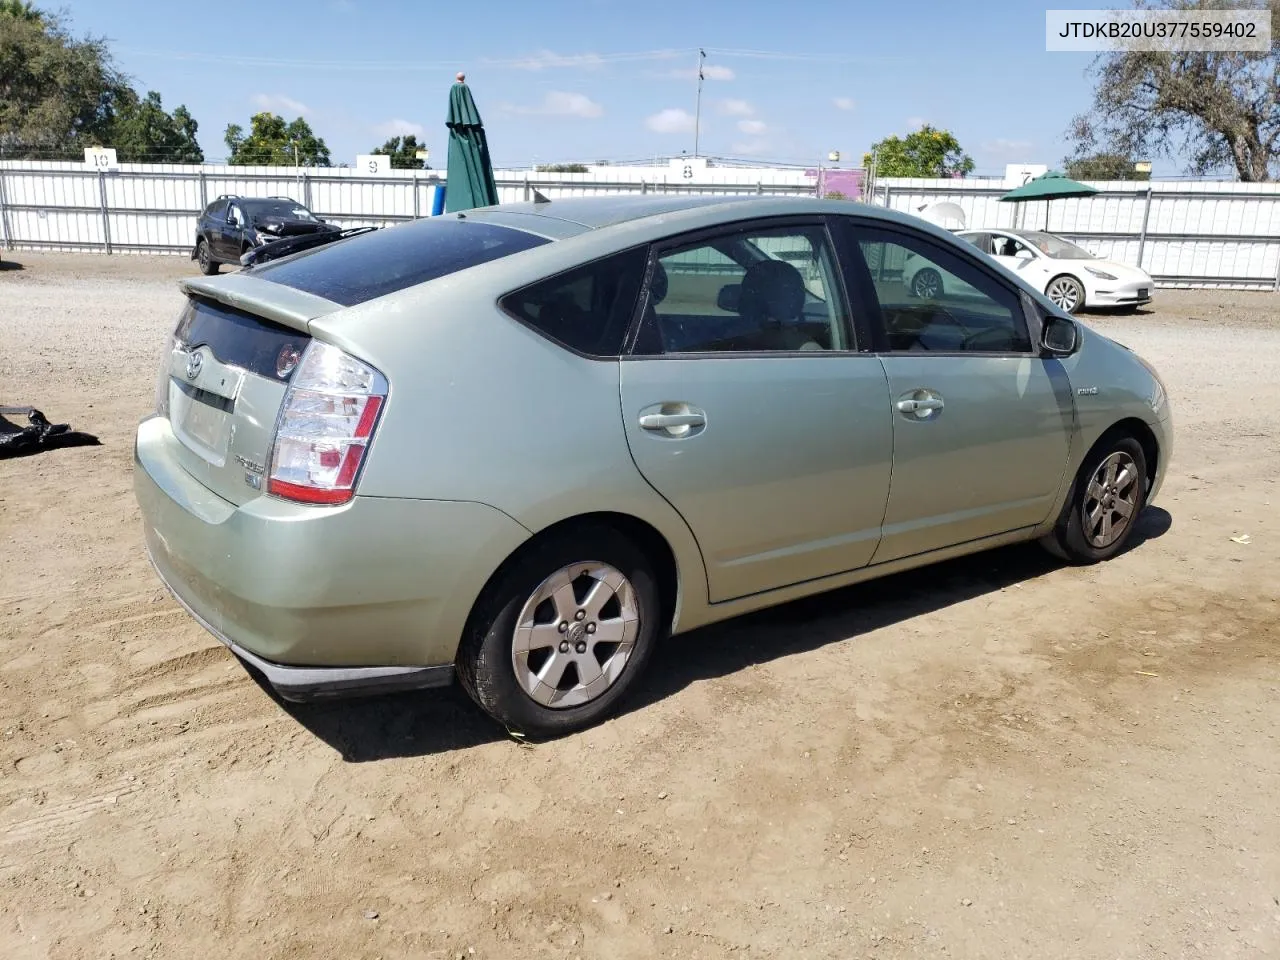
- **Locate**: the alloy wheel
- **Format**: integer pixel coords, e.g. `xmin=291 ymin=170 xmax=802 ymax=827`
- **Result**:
xmin=1082 ymin=451 xmax=1140 ymax=548
xmin=1047 ymin=276 xmax=1082 ymax=312
xmin=511 ymin=562 xmax=640 ymax=708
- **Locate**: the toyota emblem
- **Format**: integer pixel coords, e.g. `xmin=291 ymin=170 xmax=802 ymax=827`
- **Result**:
xmin=185 ymin=351 xmax=203 ymax=381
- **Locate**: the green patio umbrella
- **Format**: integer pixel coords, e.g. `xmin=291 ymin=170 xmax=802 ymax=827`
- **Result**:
xmin=1000 ymin=170 xmax=1097 ymax=231
xmin=444 ymin=73 xmax=498 ymax=213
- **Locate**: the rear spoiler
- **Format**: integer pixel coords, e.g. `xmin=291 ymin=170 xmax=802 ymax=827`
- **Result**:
xmin=179 ymin=274 xmax=342 ymax=334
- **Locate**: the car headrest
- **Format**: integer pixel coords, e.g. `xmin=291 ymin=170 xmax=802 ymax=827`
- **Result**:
xmin=738 ymin=259 xmax=805 ymax=323
xmin=648 ymin=260 xmax=668 ymax=305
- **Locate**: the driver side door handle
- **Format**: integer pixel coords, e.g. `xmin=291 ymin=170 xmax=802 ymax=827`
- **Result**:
xmin=896 ymin=391 xmax=945 ymax=420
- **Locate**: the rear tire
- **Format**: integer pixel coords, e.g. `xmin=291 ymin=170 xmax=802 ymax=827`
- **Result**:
xmin=1041 ymin=434 xmax=1148 ymax=564
xmin=456 ymin=525 xmax=662 ymax=738
xmin=196 ymin=238 xmax=219 ymax=275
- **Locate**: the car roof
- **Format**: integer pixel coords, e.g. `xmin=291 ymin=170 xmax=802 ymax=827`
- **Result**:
xmin=472 ymin=194 xmax=762 ymax=229
xmin=461 ymin=194 xmax=940 ymax=243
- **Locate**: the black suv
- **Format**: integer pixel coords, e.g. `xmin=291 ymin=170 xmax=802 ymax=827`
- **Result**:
xmin=192 ymin=195 xmax=339 ymax=274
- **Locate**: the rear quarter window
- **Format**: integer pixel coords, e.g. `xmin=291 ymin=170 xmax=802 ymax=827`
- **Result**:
xmin=500 ymin=247 xmax=647 ymax=357
xmin=249 ymin=217 xmax=550 ymax=307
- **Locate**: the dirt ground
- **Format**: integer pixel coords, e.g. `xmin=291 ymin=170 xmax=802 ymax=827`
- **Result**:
xmin=2 ymin=251 xmax=1278 ymax=960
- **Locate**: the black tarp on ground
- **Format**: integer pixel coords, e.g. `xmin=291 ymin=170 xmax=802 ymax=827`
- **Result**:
xmin=0 ymin=407 xmax=100 ymax=458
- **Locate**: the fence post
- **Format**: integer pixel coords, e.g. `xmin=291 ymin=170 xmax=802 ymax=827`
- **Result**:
xmin=1136 ymin=184 xmax=1154 ymax=270
xmin=1273 ymin=242 xmax=1280 ymax=293
xmin=757 ymin=181 xmax=763 ymax=195
xmin=523 ymin=177 xmax=530 ymax=202
xmin=303 ymin=171 xmax=313 ymax=210
xmin=98 ymin=170 xmax=112 ymax=255
xmin=641 ymin=179 xmax=648 ymax=195
xmin=882 ymin=185 xmax=892 ymax=211
xmin=413 ymin=175 xmax=421 ymax=219
xmin=198 ymin=169 xmax=207 ymax=210
xmin=0 ymin=167 xmax=11 ymax=251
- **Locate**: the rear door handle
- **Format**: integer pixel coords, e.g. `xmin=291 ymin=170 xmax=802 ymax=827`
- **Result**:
xmin=639 ymin=412 xmax=706 ymax=430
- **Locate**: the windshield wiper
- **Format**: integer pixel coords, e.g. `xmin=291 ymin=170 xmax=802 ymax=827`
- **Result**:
xmin=241 ymin=226 xmax=378 ymax=268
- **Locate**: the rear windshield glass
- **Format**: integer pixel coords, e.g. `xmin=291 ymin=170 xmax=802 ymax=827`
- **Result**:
xmin=249 ymin=217 xmax=551 ymax=307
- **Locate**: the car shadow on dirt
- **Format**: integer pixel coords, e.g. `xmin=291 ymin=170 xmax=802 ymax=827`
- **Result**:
xmin=0 ymin=259 xmax=24 ymax=272
xmin=271 ymin=506 xmax=1172 ymax=761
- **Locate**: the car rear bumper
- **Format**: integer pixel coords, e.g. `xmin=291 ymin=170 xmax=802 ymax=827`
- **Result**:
xmin=133 ymin=415 xmax=531 ymax=695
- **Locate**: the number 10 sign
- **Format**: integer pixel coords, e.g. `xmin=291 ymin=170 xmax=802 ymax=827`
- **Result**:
xmin=84 ymin=147 xmax=119 ymax=171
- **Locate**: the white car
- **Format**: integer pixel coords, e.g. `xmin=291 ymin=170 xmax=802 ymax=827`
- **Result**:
xmin=964 ymin=230 xmax=1152 ymax=313
xmin=902 ymin=229 xmax=1154 ymax=314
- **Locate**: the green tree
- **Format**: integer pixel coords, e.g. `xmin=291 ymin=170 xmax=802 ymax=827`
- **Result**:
xmin=224 ymin=112 xmax=330 ymax=166
xmin=370 ymin=134 xmax=427 ymax=169
xmin=1064 ymin=152 xmax=1150 ymax=181
xmin=863 ymin=125 xmax=974 ymax=178
xmin=0 ymin=0 xmax=42 ymax=21
xmin=535 ymin=162 xmax=589 ymax=173
xmin=0 ymin=8 xmax=130 ymax=157
xmin=110 ymin=90 xmax=203 ymax=163
xmin=1067 ymin=0 xmax=1279 ymax=181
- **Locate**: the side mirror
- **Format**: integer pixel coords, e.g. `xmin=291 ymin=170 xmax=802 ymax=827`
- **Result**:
xmin=716 ymin=283 xmax=741 ymax=313
xmin=1042 ymin=315 xmax=1078 ymax=355
xmin=1015 ymin=249 xmax=1034 ymax=262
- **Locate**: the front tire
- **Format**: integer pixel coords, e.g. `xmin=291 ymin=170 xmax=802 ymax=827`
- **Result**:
xmin=1041 ymin=435 xmax=1148 ymax=564
xmin=196 ymin=238 xmax=219 ymax=276
xmin=1046 ymin=274 xmax=1084 ymax=313
xmin=911 ymin=267 xmax=942 ymax=299
xmin=456 ymin=526 xmax=662 ymax=738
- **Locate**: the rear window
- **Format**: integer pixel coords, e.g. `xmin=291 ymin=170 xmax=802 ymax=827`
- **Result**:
xmin=500 ymin=247 xmax=647 ymax=357
xmin=250 ymin=217 xmax=550 ymax=307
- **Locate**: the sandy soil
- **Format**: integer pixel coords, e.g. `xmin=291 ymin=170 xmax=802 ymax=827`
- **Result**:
xmin=2 ymin=252 xmax=1279 ymax=959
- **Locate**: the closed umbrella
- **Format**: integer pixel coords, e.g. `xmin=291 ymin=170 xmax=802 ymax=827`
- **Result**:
xmin=445 ymin=72 xmax=498 ymax=213
xmin=999 ymin=170 xmax=1097 ymax=231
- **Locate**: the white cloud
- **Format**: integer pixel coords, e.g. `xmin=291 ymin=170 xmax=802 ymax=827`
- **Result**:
xmin=504 ymin=91 xmax=604 ymax=118
xmin=374 ymin=118 xmax=426 ymax=139
xmin=833 ymin=97 xmax=855 ymax=111
xmin=732 ymin=139 xmax=771 ymax=156
xmin=666 ymin=64 xmax=735 ymax=81
xmin=251 ymin=93 xmax=310 ymax=116
xmin=905 ymin=116 xmax=928 ymax=130
xmin=508 ymin=49 xmax=605 ymax=71
xmin=718 ymin=98 xmax=754 ymax=116
xmin=646 ymin=108 xmax=696 ymax=134
xmin=981 ymin=138 xmax=1034 ymax=154
xmin=737 ymin=119 xmax=767 ymax=135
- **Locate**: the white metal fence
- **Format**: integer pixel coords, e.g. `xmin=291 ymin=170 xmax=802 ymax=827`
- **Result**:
xmin=2 ymin=159 xmax=1278 ymax=290
xmin=0 ymin=159 xmax=814 ymax=258
xmin=871 ymin=177 xmax=1280 ymax=290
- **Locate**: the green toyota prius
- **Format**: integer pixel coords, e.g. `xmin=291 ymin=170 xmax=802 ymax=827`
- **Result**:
xmin=134 ymin=195 xmax=1172 ymax=737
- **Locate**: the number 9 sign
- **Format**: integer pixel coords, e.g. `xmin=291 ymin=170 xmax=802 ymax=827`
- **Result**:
xmin=355 ymin=154 xmax=390 ymax=176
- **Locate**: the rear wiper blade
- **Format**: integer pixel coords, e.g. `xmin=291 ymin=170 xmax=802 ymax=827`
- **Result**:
xmin=241 ymin=226 xmax=378 ymax=268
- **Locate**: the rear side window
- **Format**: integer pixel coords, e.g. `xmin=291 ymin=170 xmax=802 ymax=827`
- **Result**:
xmin=251 ymin=217 xmax=550 ymax=307
xmin=204 ymin=200 xmax=227 ymax=220
xmin=500 ymin=247 xmax=647 ymax=357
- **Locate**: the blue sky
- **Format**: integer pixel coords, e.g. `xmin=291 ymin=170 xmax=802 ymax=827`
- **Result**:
xmin=61 ymin=0 xmax=1116 ymax=174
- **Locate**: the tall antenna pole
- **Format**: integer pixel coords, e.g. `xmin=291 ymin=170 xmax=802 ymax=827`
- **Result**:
xmin=693 ymin=48 xmax=706 ymax=158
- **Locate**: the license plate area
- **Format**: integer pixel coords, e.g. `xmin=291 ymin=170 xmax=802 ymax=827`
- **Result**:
xmin=171 ymin=379 xmax=240 ymax=466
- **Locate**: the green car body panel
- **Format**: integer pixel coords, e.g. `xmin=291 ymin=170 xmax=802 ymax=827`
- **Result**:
xmin=134 ymin=195 xmax=1172 ymax=701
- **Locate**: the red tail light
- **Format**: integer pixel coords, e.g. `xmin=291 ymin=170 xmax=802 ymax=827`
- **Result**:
xmin=267 ymin=342 xmax=387 ymax=505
